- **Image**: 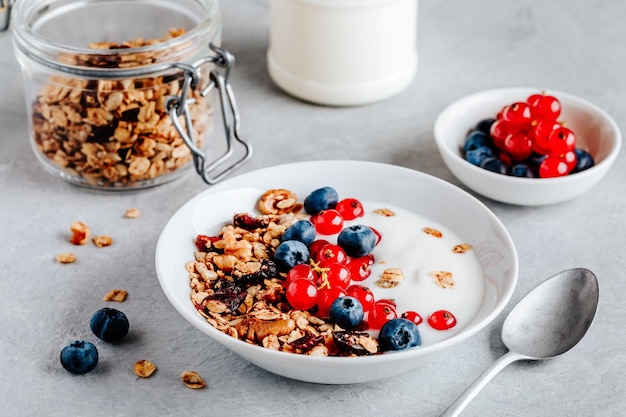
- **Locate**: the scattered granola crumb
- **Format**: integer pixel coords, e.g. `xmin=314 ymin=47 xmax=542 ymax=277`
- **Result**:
xmin=373 ymin=208 xmax=395 ymax=217
xmin=56 ymin=253 xmax=77 ymax=264
xmin=376 ymin=267 xmax=404 ymax=288
xmin=430 ymin=271 xmax=456 ymax=288
xmin=452 ymin=243 xmax=473 ymax=253
xmin=134 ymin=359 xmax=157 ymax=378
xmin=104 ymin=289 xmax=128 ymax=302
xmin=180 ymin=371 xmax=206 ymax=389
xmin=423 ymin=227 xmax=443 ymax=238
xmin=93 ymin=235 xmax=113 ymax=248
xmin=70 ymin=221 xmax=91 ymax=245
xmin=124 ymin=208 xmax=142 ymax=219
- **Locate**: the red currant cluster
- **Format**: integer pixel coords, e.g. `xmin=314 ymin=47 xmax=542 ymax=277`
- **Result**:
xmin=284 ymin=197 xmax=457 ymax=332
xmin=464 ymin=93 xmax=594 ymax=178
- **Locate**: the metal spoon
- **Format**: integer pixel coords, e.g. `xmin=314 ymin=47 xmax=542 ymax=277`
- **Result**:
xmin=440 ymin=268 xmax=599 ymax=417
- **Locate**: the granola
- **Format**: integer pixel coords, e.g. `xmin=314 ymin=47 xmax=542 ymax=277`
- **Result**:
xmin=31 ymin=29 xmax=212 ymax=188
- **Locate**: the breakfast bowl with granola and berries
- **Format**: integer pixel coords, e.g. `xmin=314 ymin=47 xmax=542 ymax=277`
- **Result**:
xmin=155 ymin=160 xmax=518 ymax=384
xmin=434 ymin=88 xmax=621 ymax=206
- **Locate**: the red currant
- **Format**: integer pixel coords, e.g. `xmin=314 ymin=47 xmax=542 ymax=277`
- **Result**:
xmin=316 ymin=243 xmax=347 ymax=266
xmin=346 ymin=256 xmax=373 ymax=281
xmin=502 ymin=101 xmax=532 ymax=127
xmin=320 ymin=262 xmax=351 ymax=289
xmin=427 ymin=310 xmax=457 ymax=330
xmin=311 ymin=209 xmax=344 ymax=235
xmin=368 ymin=302 xmax=398 ymax=330
xmin=531 ymin=120 xmax=559 ymax=154
xmin=562 ymin=149 xmax=578 ymax=172
xmin=335 ymin=198 xmax=364 ymax=220
xmin=528 ymin=94 xmax=561 ymax=120
xmin=401 ymin=310 xmax=423 ymax=326
xmin=316 ymin=287 xmax=346 ymax=318
xmin=286 ymin=264 xmax=315 ymax=284
xmin=489 ymin=119 xmax=512 ymax=149
xmin=286 ymin=278 xmax=318 ymax=311
xmin=346 ymin=285 xmax=375 ymax=313
xmin=539 ymin=154 xmax=570 ymax=178
xmin=309 ymin=239 xmax=330 ymax=260
xmin=375 ymin=298 xmax=397 ymax=309
xmin=370 ymin=227 xmax=382 ymax=245
xmin=503 ymin=132 xmax=532 ymax=161
xmin=547 ymin=126 xmax=576 ymax=154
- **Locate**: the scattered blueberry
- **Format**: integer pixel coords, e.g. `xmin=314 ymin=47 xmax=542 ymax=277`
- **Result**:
xmin=90 ymin=307 xmax=129 ymax=343
xmin=481 ymin=157 xmax=508 ymax=175
xmin=303 ymin=186 xmax=339 ymax=215
xmin=511 ymin=163 xmax=535 ymax=178
xmin=274 ymin=240 xmax=310 ymax=271
xmin=329 ymin=296 xmax=364 ymax=330
xmin=378 ymin=318 xmax=421 ymax=352
xmin=282 ymin=220 xmax=316 ymax=246
xmin=465 ymin=145 xmax=493 ymax=167
xmin=337 ymin=225 xmax=377 ymax=258
xmin=463 ymin=130 xmax=489 ymax=153
xmin=527 ymin=152 xmax=547 ymax=168
xmin=475 ymin=118 xmax=496 ymax=135
xmin=571 ymin=148 xmax=595 ymax=173
xmin=60 ymin=340 xmax=99 ymax=374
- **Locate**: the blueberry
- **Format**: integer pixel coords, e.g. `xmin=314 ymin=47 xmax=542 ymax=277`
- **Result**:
xmin=481 ymin=157 xmax=508 ymax=175
xmin=282 ymin=220 xmax=316 ymax=246
xmin=329 ymin=296 xmax=364 ymax=330
xmin=378 ymin=318 xmax=421 ymax=352
xmin=303 ymin=186 xmax=339 ymax=215
xmin=465 ymin=146 xmax=493 ymax=167
xmin=475 ymin=118 xmax=496 ymax=135
xmin=274 ymin=240 xmax=310 ymax=271
xmin=463 ymin=130 xmax=489 ymax=153
xmin=527 ymin=152 xmax=547 ymax=168
xmin=90 ymin=307 xmax=129 ymax=343
xmin=511 ymin=163 xmax=535 ymax=178
xmin=337 ymin=225 xmax=377 ymax=258
xmin=571 ymin=148 xmax=595 ymax=173
xmin=60 ymin=340 xmax=98 ymax=374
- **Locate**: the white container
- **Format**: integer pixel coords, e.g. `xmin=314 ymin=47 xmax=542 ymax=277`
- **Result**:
xmin=267 ymin=0 xmax=418 ymax=106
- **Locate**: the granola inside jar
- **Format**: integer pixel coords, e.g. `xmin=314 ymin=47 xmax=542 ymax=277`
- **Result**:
xmin=10 ymin=0 xmax=224 ymax=189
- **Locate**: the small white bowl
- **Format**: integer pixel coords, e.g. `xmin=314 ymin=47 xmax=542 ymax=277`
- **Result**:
xmin=434 ymin=88 xmax=622 ymax=205
xmin=156 ymin=161 xmax=518 ymax=384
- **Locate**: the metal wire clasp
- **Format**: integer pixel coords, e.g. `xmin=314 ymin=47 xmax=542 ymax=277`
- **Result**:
xmin=166 ymin=44 xmax=252 ymax=185
xmin=0 ymin=0 xmax=15 ymax=32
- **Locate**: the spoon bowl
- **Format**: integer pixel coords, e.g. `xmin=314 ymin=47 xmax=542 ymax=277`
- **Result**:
xmin=440 ymin=268 xmax=599 ymax=417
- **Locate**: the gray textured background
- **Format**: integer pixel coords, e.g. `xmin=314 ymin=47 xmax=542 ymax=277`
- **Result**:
xmin=1 ymin=1 xmax=624 ymax=416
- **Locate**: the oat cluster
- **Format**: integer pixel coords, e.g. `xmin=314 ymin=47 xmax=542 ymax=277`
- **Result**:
xmin=32 ymin=29 xmax=211 ymax=188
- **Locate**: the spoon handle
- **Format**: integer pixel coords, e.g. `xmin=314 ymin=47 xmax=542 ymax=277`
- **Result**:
xmin=438 ymin=351 xmax=525 ymax=417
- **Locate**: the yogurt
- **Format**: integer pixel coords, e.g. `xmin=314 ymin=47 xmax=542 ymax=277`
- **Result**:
xmin=334 ymin=201 xmax=486 ymax=346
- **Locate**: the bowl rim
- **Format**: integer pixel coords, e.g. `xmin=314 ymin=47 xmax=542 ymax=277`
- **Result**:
xmin=434 ymin=87 xmax=622 ymax=184
xmin=155 ymin=160 xmax=519 ymax=366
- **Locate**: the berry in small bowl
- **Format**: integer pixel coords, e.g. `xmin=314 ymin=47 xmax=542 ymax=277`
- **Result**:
xmin=434 ymin=88 xmax=621 ymax=205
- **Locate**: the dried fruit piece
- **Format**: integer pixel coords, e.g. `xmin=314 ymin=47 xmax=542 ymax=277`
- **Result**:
xmin=452 ymin=243 xmax=473 ymax=254
xmin=423 ymin=227 xmax=443 ymax=238
xmin=104 ymin=289 xmax=128 ymax=302
xmin=70 ymin=221 xmax=91 ymax=245
xmin=333 ymin=331 xmax=379 ymax=356
xmin=180 ymin=371 xmax=206 ymax=389
xmin=56 ymin=253 xmax=77 ymax=264
xmin=93 ymin=235 xmax=113 ymax=248
xmin=135 ymin=359 xmax=157 ymax=378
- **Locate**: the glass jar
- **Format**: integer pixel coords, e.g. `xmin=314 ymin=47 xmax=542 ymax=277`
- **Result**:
xmin=5 ymin=0 xmax=252 ymax=189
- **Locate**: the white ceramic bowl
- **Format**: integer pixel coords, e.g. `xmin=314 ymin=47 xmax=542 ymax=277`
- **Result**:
xmin=434 ymin=88 xmax=622 ymax=206
xmin=155 ymin=161 xmax=518 ymax=384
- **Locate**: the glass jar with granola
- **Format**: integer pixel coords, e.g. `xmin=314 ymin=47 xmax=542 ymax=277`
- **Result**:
xmin=7 ymin=0 xmax=251 ymax=189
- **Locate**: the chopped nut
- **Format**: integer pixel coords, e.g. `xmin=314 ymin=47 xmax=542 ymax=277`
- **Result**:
xmin=69 ymin=221 xmax=91 ymax=245
xmin=104 ymin=289 xmax=128 ymax=302
xmin=258 ymin=189 xmax=300 ymax=215
xmin=124 ymin=208 xmax=142 ymax=219
xmin=180 ymin=371 xmax=206 ymax=389
xmin=134 ymin=359 xmax=157 ymax=378
xmin=56 ymin=253 xmax=77 ymax=264
xmin=452 ymin=243 xmax=473 ymax=253
xmin=373 ymin=208 xmax=395 ymax=217
xmin=423 ymin=227 xmax=443 ymax=238
xmin=431 ymin=271 xmax=456 ymax=288
xmin=93 ymin=235 xmax=113 ymax=248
